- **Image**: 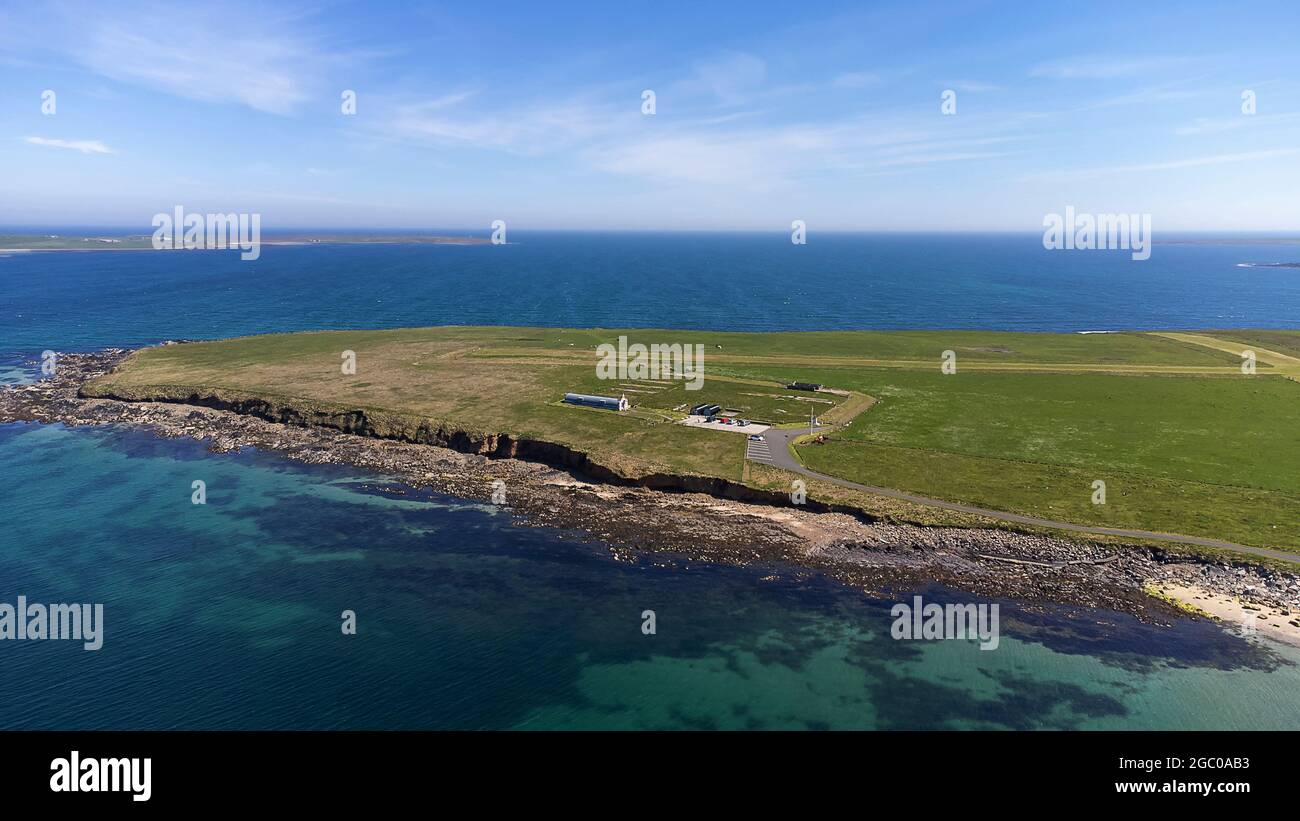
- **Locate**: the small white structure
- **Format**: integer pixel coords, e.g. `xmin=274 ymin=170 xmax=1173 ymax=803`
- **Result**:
xmin=564 ymin=392 xmax=629 ymax=412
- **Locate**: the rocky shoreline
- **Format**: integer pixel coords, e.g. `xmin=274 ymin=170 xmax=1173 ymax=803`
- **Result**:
xmin=5 ymin=347 xmax=1300 ymax=639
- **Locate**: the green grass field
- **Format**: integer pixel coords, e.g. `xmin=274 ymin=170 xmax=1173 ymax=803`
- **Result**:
xmin=1207 ymin=329 xmax=1300 ymax=359
xmin=85 ymin=326 xmax=1300 ymax=555
xmin=438 ymin=325 xmax=1235 ymax=360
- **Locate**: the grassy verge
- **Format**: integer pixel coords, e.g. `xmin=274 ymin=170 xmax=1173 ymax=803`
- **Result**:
xmin=84 ymin=325 xmax=1300 ymax=557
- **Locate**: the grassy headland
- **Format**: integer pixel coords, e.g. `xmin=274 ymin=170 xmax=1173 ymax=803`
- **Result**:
xmin=83 ymin=326 xmax=1300 ymax=555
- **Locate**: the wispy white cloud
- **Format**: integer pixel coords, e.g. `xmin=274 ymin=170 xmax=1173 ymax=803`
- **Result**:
xmin=24 ymin=136 xmax=115 ymax=154
xmin=78 ymin=23 xmax=313 ymax=114
xmin=947 ymin=80 xmax=1001 ymax=92
xmin=1030 ymin=55 xmax=1192 ymax=80
xmin=1175 ymin=111 xmax=1300 ymax=135
xmin=1021 ymin=148 xmax=1300 ymax=182
xmin=1036 ymin=82 xmax=1207 ymax=117
xmin=400 ymin=91 xmax=480 ymax=113
xmin=1175 ymin=118 xmax=1247 ymax=136
xmin=678 ymin=51 xmax=767 ymax=104
xmin=591 ymin=135 xmax=774 ymax=186
xmin=1083 ymin=85 xmax=1201 ymax=109
xmin=694 ymin=110 xmax=767 ymax=125
xmin=832 ymin=72 xmax=882 ymax=89
xmin=9 ymin=2 xmax=350 ymax=115
xmin=373 ymin=53 xmax=1030 ymax=190
xmin=589 ymin=122 xmax=1025 ymax=187
xmin=388 ymin=95 xmax=625 ymax=153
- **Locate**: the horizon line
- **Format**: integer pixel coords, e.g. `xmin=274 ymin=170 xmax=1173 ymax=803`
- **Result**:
xmin=5 ymin=225 xmax=1300 ymax=237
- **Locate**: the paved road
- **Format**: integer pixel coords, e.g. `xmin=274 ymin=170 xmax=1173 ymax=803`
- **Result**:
xmin=749 ymin=426 xmax=1299 ymax=564
xmin=744 ymin=435 xmax=773 ymax=464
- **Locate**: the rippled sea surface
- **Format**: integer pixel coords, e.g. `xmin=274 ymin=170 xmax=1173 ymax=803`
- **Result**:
xmin=1 ymin=233 xmax=1299 ymax=729
xmin=3 ymin=232 xmax=1300 ymax=355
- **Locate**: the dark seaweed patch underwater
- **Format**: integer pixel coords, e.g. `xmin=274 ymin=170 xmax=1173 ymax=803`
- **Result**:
xmin=0 ymin=421 xmax=1296 ymax=730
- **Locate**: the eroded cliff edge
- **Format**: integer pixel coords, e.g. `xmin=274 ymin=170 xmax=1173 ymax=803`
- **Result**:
xmin=5 ymin=347 xmax=1300 ymax=649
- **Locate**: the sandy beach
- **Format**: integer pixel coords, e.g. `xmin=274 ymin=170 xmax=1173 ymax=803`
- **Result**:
xmin=1156 ymin=582 xmax=1300 ymax=648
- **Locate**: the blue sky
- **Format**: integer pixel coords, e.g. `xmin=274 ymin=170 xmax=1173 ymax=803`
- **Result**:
xmin=1 ymin=0 xmax=1298 ymax=231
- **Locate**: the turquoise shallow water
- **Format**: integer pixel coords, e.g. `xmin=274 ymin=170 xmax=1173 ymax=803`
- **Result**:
xmin=2 ymin=233 xmax=1299 ymax=729
xmin=1 ymin=421 xmax=1298 ymax=730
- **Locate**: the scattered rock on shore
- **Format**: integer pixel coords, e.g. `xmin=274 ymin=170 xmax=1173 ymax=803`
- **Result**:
xmin=4 ymin=347 xmax=1298 ymax=632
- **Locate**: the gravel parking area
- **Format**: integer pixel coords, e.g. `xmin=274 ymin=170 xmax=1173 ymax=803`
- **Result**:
xmin=678 ymin=414 xmax=770 ymax=434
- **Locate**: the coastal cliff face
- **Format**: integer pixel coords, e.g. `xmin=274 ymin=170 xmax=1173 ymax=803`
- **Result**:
xmin=9 ymin=348 xmax=1300 ymax=631
xmin=78 ymin=381 xmax=855 ymax=513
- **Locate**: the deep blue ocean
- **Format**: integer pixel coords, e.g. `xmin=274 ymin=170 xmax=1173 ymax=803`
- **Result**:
xmin=2 ymin=232 xmax=1299 ymax=729
xmin=4 ymin=231 xmax=1300 ymax=354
